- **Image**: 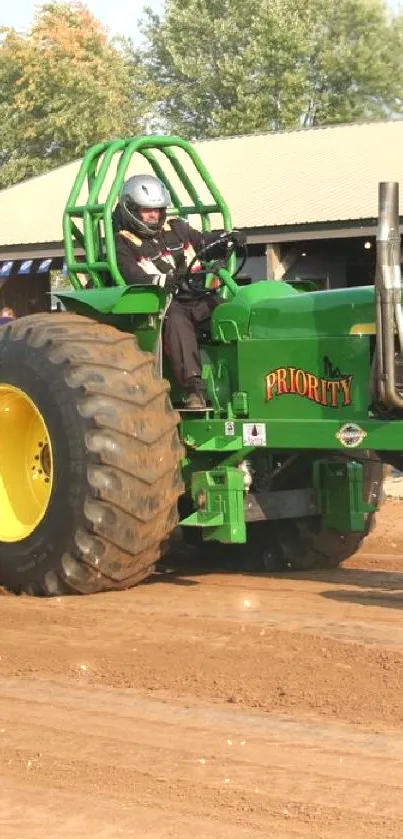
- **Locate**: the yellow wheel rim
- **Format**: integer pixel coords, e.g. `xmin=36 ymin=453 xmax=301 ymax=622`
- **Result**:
xmin=0 ymin=385 xmax=53 ymax=542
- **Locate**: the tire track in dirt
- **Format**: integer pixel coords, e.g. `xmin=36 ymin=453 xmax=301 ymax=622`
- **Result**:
xmin=0 ymin=678 xmax=402 ymax=839
xmin=2 ymin=564 xmax=403 ymax=728
xmin=2 ymin=501 xmax=403 ymax=837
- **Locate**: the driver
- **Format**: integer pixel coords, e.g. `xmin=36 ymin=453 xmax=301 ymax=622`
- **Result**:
xmin=113 ymin=174 xmax=245 ymax=408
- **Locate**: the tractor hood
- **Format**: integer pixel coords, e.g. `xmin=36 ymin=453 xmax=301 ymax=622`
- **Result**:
xmin=212 ymin=282 xmax=377 ymax=341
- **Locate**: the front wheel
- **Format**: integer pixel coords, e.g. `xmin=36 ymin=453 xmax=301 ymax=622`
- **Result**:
xmin=0 ymin=313 xmax=183 ymax=595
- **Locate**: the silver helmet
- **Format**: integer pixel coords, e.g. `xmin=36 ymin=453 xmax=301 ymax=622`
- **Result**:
xmin=119 ymin=174 xmax=171 ymax=237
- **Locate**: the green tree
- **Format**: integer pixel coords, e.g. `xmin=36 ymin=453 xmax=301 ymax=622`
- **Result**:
xmin=0 ymin=1 xmax=147 ymax=187
xmin=140 ymin=0 xmax=403 ymax=137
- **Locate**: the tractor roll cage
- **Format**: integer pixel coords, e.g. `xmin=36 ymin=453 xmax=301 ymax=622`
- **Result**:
xmin=63 ymin=135 xmax=234 ymax=291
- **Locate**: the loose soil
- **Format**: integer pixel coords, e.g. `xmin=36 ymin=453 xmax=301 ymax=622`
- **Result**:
xmin=2 ymin=501 xmax=403 ymax=838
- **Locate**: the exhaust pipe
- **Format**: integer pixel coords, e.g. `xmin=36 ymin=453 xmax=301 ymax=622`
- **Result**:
xmin=374 ymin=181 xmax=403 ymax=408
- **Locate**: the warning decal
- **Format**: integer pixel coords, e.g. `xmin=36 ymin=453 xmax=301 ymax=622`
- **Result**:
xmin=242 ymin=423 xmax=267 ymax=447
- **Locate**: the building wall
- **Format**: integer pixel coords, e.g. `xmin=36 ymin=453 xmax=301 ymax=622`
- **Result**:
xmin=243 ymin=248 xmax=347 ymax=287
xmin=243 ymin=255 xmax=267 ymax=282
xmin=284 ymin=250 xmax=347 ymax=288
xmin=0 ymin=272 xmax=51 ymax=316
xmin=243 ymin=238 xmax=377 ymax=289
xmin=0 ymin=235 xmax=373 ymax=297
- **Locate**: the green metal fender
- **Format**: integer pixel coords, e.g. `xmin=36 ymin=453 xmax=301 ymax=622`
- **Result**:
xmin=54 ymin=285 xmax=169 ymax=317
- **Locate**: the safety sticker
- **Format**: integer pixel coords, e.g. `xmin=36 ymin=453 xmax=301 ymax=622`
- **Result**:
xmin=242 ymin=422 xmax=267 ymax=447
xmin=336 ymin=423 xmax=367 ymax=448
xmin=224 ymin=421 xmax=235 ymax=436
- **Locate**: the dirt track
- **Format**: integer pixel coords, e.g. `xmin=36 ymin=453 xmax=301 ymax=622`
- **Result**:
xmin=2 ymin=501 xmax=403 ymax=838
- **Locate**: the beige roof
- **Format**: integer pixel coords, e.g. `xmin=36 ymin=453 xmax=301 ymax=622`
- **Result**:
xmin=2 ymin=119 xmax=403 ymax=248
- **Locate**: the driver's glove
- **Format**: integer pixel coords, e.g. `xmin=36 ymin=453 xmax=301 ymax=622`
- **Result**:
xmin=161 ymin=265 xmax=189 ymax=293
xmin=228 ymin=229 xmax=247 ymax=248
xmin=162 ymin=269 xmax=181 ymax=294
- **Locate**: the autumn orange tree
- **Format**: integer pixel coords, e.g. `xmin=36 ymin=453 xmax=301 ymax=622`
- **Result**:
xmin=0 ymin=1 xmax=147 ymax=187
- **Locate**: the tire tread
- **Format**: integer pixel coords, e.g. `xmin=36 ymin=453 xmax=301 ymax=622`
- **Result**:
xmin=0 ymin=313 xmax=183 ymax=595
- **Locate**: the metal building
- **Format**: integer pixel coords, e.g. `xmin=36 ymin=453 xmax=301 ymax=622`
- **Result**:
xmin=1 ymin=119 xmax=403 ymax=310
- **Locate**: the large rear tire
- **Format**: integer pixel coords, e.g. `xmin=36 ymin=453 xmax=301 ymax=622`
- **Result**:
xmin=263 ymin=455 xmax=384 ymax=571
xmin=0 ymin=313 xmax=183 ymax=595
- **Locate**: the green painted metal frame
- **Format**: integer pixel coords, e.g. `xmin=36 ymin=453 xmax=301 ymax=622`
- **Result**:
xmin=181 ymin=467 xmax=246 ymax=543
xmin=63 ymin=135 xmax=235 ymax=292
xmin=179 ymin=415 xmax=403 ymax=451
xmin=59 ymin=134 xmax=403 ymax=548
xmin=313 ymin=459 xmax=375 ymax=532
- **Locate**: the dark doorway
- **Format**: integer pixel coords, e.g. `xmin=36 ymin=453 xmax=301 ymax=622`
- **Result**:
xmin=0 ymin=272 xmax=51 ymax=316
xmin=346 ymin=259 xmax=375 ymax=287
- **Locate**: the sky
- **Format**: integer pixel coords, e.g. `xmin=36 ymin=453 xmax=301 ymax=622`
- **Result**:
xmin=1 ymin=0 xmax=165 ymax=44
xmin=2 ymin=0 xmax=402 ymax=42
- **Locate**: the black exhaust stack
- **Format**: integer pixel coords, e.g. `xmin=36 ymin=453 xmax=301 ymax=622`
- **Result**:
xmin=374 ymin=181 xmax=403 ymax=407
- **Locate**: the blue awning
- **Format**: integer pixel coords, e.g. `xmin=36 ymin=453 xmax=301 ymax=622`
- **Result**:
xmin=0 ymin=257 xmax=63 ymax=277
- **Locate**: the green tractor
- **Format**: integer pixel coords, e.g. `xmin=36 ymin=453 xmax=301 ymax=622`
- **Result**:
xmin=0 ymin=135 xmax=400 ymax=595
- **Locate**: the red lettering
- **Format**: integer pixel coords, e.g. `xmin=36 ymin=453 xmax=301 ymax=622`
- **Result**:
xmin=306 ymin=373 xmax=319 ymax=403
xmin=289 ymin=368 xmax=297 ymax=393
xmin=328 ymin=380 xmax=339 ymax=408
xmin=277 ymin=367 xmax=288 ymax=395
xmin=295 ymin=369 xmax=307 ymax=396
xmin=265 ymin=367 xmax=353 ymax=408
xmin=266 ymin=371 xmax=278 ymax=401
xmin=319 ymin=378 xmax=328 ymax=406
xmin=339 ymin=376 xmax=353 ymax=406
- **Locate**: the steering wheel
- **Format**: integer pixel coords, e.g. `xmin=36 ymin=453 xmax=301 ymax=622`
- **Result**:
xmin=179 ymin=236 xmax=247 ymax=295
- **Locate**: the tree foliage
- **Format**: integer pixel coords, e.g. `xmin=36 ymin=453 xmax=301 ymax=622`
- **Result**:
xmin=140 ymin=0 xmax=403 ymax=137
xmin=0 ymin=1 xmax=146 ymax=187
xmin=1 ymin=0 xmax=403 ymax=189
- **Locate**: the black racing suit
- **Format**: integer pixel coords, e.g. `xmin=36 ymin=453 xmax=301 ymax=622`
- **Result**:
xmin=114 ymin=212 xmax=228 ymax=393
